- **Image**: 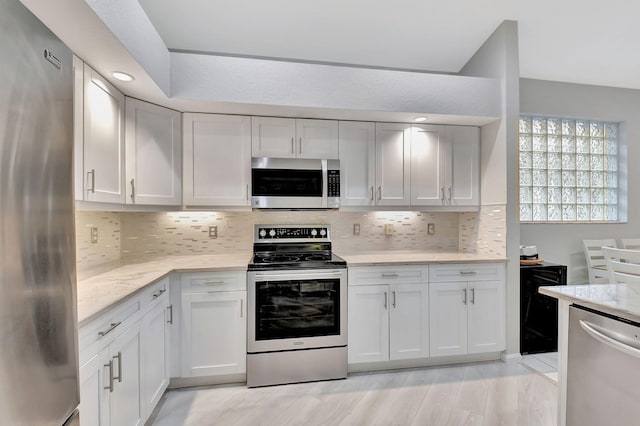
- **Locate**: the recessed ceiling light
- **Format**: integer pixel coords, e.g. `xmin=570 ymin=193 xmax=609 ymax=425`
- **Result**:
xmin=413 ymin=116 xmax=428 ymax=122
xmin=111 ymin=71 xmax=135 ymax=82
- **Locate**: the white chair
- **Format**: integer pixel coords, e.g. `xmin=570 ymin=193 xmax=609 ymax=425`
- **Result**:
xmin=620 ymin=238 xmax=640 ymax=250
xmin=582 ymin=239 xmax=617 ymax=283
xmin=602 ymin=246 xmax=640 ymax=284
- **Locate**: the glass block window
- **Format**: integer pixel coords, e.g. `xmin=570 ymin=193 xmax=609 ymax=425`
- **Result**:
xmin=519 ymin=116 xmax=618 ymax=222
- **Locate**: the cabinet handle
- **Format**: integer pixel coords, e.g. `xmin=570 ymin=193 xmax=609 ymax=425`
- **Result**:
xmin=291 ymin=137 xmax=294 ymax=154
xmin=471 ymin=288 xmax=475 ymax=304
xmin=440 ymin=186 xmax=445 ymax=202
xmin=370 ymin=186 xmax=374 ymax=202
xmin=463 ymin=288 xmax=467 ymax=305
xmin=448 ymin=186 xmax=452 ymax=202
xmin=104 ymin=360 xmax=114 ymax=392
xmin=299 ymin=137 xmax=302 ymax=154
xmin=459 ymin=271 xmax=477 ymax=276
xmin=167 ymin=304 xmax=174 ymax=325
xmin=240 ymin=298 xmax=243 ymax=318
xmin=88 ymin=169 xmax=96 ymax=193
xmin=130 ymin=178 xmax=135 ymax=201
xmin=98 ymin=322 xmax=121 ymax=337
xmin=112 ymin=351 xmax=122 ymax=383
xmin=153 ymin=288 xmax=166 ymax=299
xmin=381 ymin=273 xmax=399 ymax=278
xmin=392 ymin=291 xmax=396 ymax=308
xmin=384 ymin=292 xmax=388 ymax=309
xmin=203 ymin=280 xmax=225 ymax=285
xmin=246 ymin=184 xmax=249 ymax=201
xmin=377 ymin=186 xmax=381 ymax=201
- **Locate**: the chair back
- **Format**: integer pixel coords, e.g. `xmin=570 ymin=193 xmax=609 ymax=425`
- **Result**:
xmin=620 ymin=238 xmax=640 ymax=250
xmin=602 ymin=246 xmax=640 ymax=284
xmin=582 ymin=239 xmax=617 ymax=283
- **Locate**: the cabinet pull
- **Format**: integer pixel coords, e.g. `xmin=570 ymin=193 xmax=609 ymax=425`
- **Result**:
xmin=392 ymin=291 xmax=396 ymax=308
xmin=377 ymin=186 xmax=381 ymax=201
xmin=167 ymin=304 xmax=174 ymax=325
xmin=463 ymin=288 xmax=467 ymax=305
xmin=370 ymin=186 xmax=374 ymax=202
xmin=104 ymin=360 xmax=114 ymax=392
xmin=381 ymin=273 xmax=399 ymax=278
xmin=130 ymin=178 xmax=135 ymax=201
xmin=88 ymin=169 xmax=96 ymax=193
xmin=471 ymin=288 xmax=475 ymax=304
xmin=459 ymin=271 xmax=477 ymax=276
xmin=291 ymin=137 xmax=294 ymax=154
xmin=440 ymin=186 xmax=445 ymax=202
xmin=299 ymin=137 xmax=302 ymax=154
xmin=203 ymin=280 xmax=225 ymax=285
xmin=384 ymin=292 xmax=388 ymax=309
xmin=240 ymin=298 xmax=244 ymax=318
xmin=246 ymin=184 xmax=249 ymax=201
xmin=112 ymin=351 xmax=122 ymax=383
xmin=448 ymin=186 xmax=452 ymax=202
xmin=98 ymin=322 xmax=121 ymax=337
xmin=153 ymin=288 xmax=166 ymax=299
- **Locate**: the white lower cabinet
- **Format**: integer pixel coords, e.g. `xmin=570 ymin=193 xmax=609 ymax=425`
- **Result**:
xmin=108 ymin=322 xmax=143 ymax=426
xmin=180 ymin=272 xmax=247 ymax=378
xmin=429 ymin=263 xmax=506 ymax=357
xmin=348 ymin=266 xmax=429 ymax=364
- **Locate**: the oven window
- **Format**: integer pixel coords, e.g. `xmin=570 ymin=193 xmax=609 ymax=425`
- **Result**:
xmin=252 ymin=169 xmax=322 ymax=197
xmin=255 ymin=278 xmax=340 ymax=340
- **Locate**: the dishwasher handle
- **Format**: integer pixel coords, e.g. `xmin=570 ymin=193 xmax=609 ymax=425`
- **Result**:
xmin=579 ymin=319 xmax=640 ymax=359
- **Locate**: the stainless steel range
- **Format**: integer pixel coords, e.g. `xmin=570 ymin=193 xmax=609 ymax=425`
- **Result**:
xmin=247 ymin=224 xmax=347 ymax=387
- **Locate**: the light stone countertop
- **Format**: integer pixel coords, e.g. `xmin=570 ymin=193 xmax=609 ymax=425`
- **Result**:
xmin=540 ymin=283 xmax=640 ymax=323
xmin=337 ymin=250 xmax=508 ymax=266
xmin=77 ymin=254 xmax=251 ymax=325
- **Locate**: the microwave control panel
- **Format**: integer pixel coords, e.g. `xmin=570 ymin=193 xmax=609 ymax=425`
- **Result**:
xmin=327 ymin=169 xmax=340 ymax=197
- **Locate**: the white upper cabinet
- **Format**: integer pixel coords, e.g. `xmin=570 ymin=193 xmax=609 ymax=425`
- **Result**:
xmin=252 ymin=116 xmax=339 ymax=159
xmin=411 ymin=124 xmax=479 ymax=207
xmin=125 ymin=98 xmax=182 ymax=206
xmin=338 ymin=121 xmax=376 ymax=207
xmin=375 ymin=123 xmax=411 ymax=206
xmin=183 ymin=113 xmax=251 ymax=207
xmin=81 ymin=63 xmax=126 ymax=203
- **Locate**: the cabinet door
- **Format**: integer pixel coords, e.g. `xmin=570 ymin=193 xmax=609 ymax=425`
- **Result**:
xmin=375 ymin=123 xmax=410 ymax=205
xmin=410 ymin=124 xmax=447 ymax=206
xmin=110 ymin=322 xmax=143 ymax=426
xmin=448 ymin=125 xmax=480 ymax=206
xmin=348 ymin=285 xmax=389 ymax=363
xmin=251 ymin=116 xmax=296 ymax=158
xmin=140 ymin=301 xmax=170 ymax=420
xmin=83 ymin=64 xmax=125 ymax=203
xmin=125 ymin=98 xmax=182 ymax=205
xmin=429 ymin=281 xmax=467 ymax=357
xmin=183 ymin=113 xmax=251 ymax=206
xmin=389 ymin=284 xmax=429 ymax=360
xmin=338 ymin=121 xmax=376 ymax=206
xmin=79 ymin=347 xmax=110 ymax=426
xmin=296 ymin=119 xmax=339 ymax=159
xmin=468 ymin=280 xmax=506 ymax=354
xmin=181 ymin=291 xmax=246 ymax=377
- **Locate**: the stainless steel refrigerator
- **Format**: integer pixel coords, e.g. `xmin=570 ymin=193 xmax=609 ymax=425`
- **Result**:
xmin=0 ymin=0 xmax=79 ymax=424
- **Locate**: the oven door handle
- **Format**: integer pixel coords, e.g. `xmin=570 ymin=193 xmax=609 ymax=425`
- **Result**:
xmin=253 ymin=272 xmax=343 ymax=282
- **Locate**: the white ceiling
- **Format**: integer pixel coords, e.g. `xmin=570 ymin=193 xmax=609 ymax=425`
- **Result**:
xmin=138 ymin=0 xmax=640 ymax=90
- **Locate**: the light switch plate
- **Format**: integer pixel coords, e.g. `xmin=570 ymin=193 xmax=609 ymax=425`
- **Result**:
xmin=209 ymin=225 xmax=217 ymax=239
xmin=427 ymin=223 xmax=435 ymax=235
xmin=353 ymin=224 xmax=360 ymax=236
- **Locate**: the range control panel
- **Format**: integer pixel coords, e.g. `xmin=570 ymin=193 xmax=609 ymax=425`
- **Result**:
xmin=255 ymin=225 xmax=330 ymax=241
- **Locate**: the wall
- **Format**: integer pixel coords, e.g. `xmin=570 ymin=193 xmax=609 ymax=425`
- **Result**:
xmin=75 ymin=211 xmax=121 ymax=275
xmin=520 ymin=78 xmax=639 ymax=283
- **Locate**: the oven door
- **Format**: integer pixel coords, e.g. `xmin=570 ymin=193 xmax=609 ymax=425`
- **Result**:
xmin=247 ymin=268 xmax=347 ymax=353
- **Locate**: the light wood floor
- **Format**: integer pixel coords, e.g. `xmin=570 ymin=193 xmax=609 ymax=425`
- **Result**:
xmin=149 ymin=360 xmax=557 ymax=426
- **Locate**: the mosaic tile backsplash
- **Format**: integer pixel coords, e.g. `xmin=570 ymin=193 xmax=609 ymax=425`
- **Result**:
xmin=76 ymin=207 xmax=507 ymax=273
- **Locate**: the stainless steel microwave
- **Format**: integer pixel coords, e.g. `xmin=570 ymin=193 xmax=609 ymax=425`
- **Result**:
xmin=251 ymin=158 xmax=340 ymax=209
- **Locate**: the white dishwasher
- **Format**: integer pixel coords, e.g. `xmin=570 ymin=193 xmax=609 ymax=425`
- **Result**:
xmin=567 ymin=305 xmax=640 ymax=426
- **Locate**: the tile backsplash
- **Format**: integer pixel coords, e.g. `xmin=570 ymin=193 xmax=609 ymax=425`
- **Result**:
xmin=76 ymin=206 xmax=507 ymax=273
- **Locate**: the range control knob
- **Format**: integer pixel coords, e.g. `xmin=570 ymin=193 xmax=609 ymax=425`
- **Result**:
xmin=259 ymin=229 xmax=267 ymax=238
xmin=269 ymin=229 xmax=276 ymax=237
xmin=311 ymin=229 xmax=318 ymax=237
xmin=320 ymin=229 xmax=327 ymax=237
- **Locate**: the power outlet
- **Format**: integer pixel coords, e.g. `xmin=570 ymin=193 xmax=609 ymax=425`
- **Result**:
xmin=90 ymin=227 xmax=98 ymax=243
xmin=427 ymin=223 xmax=435 ymax=235
xmin=384 ymin=223 xmax=394 ymax=236
xmin=209 ymin=225 xmax=217 ymax=239
xmin=353 ymin=224 xmax=360 ymax=236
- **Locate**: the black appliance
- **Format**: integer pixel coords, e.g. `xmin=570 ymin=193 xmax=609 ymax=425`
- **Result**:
xmin=520 ymin=262 xmax=567 ymax=354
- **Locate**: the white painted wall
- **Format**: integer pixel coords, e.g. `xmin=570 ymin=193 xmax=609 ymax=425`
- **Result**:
xmin=460 ymin=20 xmax=520 ymax=355
xmin=520 ymin=78 xmax=638 ymax=284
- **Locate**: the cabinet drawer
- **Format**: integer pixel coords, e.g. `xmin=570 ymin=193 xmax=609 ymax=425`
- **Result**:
xmin=140 ymin=276 xmax=170 ymax=313
xmin=348 ymin=266 xmax=427 ymax=285
xmin=181 ymin=270 xmax=246 ymax=293
xmin=429 ymin=262 xmax=505 ymax=282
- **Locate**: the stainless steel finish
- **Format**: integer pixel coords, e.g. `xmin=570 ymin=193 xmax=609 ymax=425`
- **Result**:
xmin=247 ymin=267 xmax=347 ymax=353
xmin=448 ymin=186 xmax=452 ymax=201
xmin=98 ymin=321 xmax=121 ymax=337
xmin=377 ymin=186 xmax=381 ymax=200
xmin=152 ymin=288 xmax=166 ymax=298
xmin=246 ymin=183 xmax=249 ymax=201
xmin=203 ymin=280 xmax=225 ymax=285
xmin=63 ymin=410 xmax=80 ymax=426
xmin=253 ymin=224 xmax=332 ymax=244
xmin=247 ymin=346 xmax=347 ymax=388
xmin=104 ymin=360 xmax=114 ymax=392
xmin=240 ymin=299 xmax=243 ymax=318
xmin=1 ymin=1 xmax=79 ymax=424
xmin=471 ymin=288 xmax=475 ymax=304
xmin=113 ymin=351 xmax=122 ymax=382
xmin=88 ymin=169 xmax=96 ymax=193
xmin=460 ymin=271 xmax=477 ymax=276
xmin=44 ymin=49 xmax=62 ymax=69
xmin=290 ymin=137 xmax=294 ymax=153
xmin=130 ymin=178 xmax=135 ymax=200
xmin=299 ymin=137 xmax=303 ymax=153
xmin=167 ymin=304 xmax=173 ymax=324
xmin=567 ymin=306 xmax=640 ymax=425
xmin=251 ymin=157 xmax=340 ymax=209
xmin=370 ymin=186 xmax=374 ymax=201
xmin=392 ymin=290 xmax=396 ymax=308
xmin=384 ymin=291 xmax=388 ymax=309
xmin=441 ymin=186 xmax=445 ymax=201
xmin=463 ymin=288 xmax=467 ymax=304
xmin=381 ymin=273 xmax=399 ymax=278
